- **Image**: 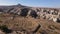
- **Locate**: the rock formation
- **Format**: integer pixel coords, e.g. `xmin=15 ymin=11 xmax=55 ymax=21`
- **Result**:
xmin=0 ymin=4 xmax=60 ymax=34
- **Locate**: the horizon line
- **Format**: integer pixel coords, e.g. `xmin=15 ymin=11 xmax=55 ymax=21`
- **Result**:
xmin=0 ymin=4 xmax=60 ymax=9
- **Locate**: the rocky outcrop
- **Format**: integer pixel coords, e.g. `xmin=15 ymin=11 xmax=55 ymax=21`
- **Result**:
xmin=0 ymin=4 xmax=60 ymax=22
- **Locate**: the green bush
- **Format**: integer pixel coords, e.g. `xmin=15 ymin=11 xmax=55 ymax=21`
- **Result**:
xmin=0 ymin=25 xmax=13 ymax=33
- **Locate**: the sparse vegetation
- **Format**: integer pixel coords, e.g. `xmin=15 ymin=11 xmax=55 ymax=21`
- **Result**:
xmin=0 ymin=25 xmax=13 ymax=34
xmin=30 ymin=10 xmax=38 ymax=18
xmin=0 ymin=9 xmax=3 ymax=12
xmin=56 ymin=18 xmax=60 ymax=23
xmin=20 ymin=8 xmax=29 ymax=17
xmin=0 ymin=4 xmax=60 ymax=34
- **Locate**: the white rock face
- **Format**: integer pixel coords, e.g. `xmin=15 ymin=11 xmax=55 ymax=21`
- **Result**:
xmin=36 ymin=9 xmax=60 ymax=22
xmin=12 ymin=7 xmax=59 ymax=22
xmin=53 ymin=18 xmax=57 ymax=22
xmin=50 ymin=10 xmax=54 ymax=14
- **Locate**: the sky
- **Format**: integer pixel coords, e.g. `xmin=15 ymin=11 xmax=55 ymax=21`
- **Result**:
xmin=0 ymin=0 xmax=60 ymax=8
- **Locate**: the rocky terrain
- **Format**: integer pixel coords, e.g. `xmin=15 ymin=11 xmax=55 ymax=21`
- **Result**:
xmin=0 ymin=4 xmax=60 ymax=34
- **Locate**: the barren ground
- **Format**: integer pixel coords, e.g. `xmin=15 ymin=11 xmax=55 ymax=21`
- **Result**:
xmin=0 ymin=13 xmax=60 ymax=34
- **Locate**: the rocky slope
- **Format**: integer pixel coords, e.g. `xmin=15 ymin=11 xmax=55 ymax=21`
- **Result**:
xmin=0 ymin=4 xmax=60 ymax=34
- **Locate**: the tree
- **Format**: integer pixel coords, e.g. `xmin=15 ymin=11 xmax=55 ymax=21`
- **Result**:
xmin=0 ymin=25 xmax=13 ymax=34
xmin=30 ymin=10 xmax=38 ymax=18
xmin=20 ymin=8 xmax=29 ymax=17
xmin=0 ymin=9 xmax=3 ymax=12
xmin=57 ymin=18 xmax=60 ymax=23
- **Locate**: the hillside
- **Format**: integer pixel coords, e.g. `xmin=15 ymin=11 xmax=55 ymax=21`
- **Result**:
xmin=0 ymin=4 xmax=60 ymax=34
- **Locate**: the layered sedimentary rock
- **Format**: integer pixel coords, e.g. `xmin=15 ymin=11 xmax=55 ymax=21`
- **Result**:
xmin=0 ymin=5 xmax=60 ymax=22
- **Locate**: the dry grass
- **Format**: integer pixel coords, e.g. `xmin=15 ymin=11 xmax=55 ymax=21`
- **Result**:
xmin=0 ymin=14 xmax=60 ymax=34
